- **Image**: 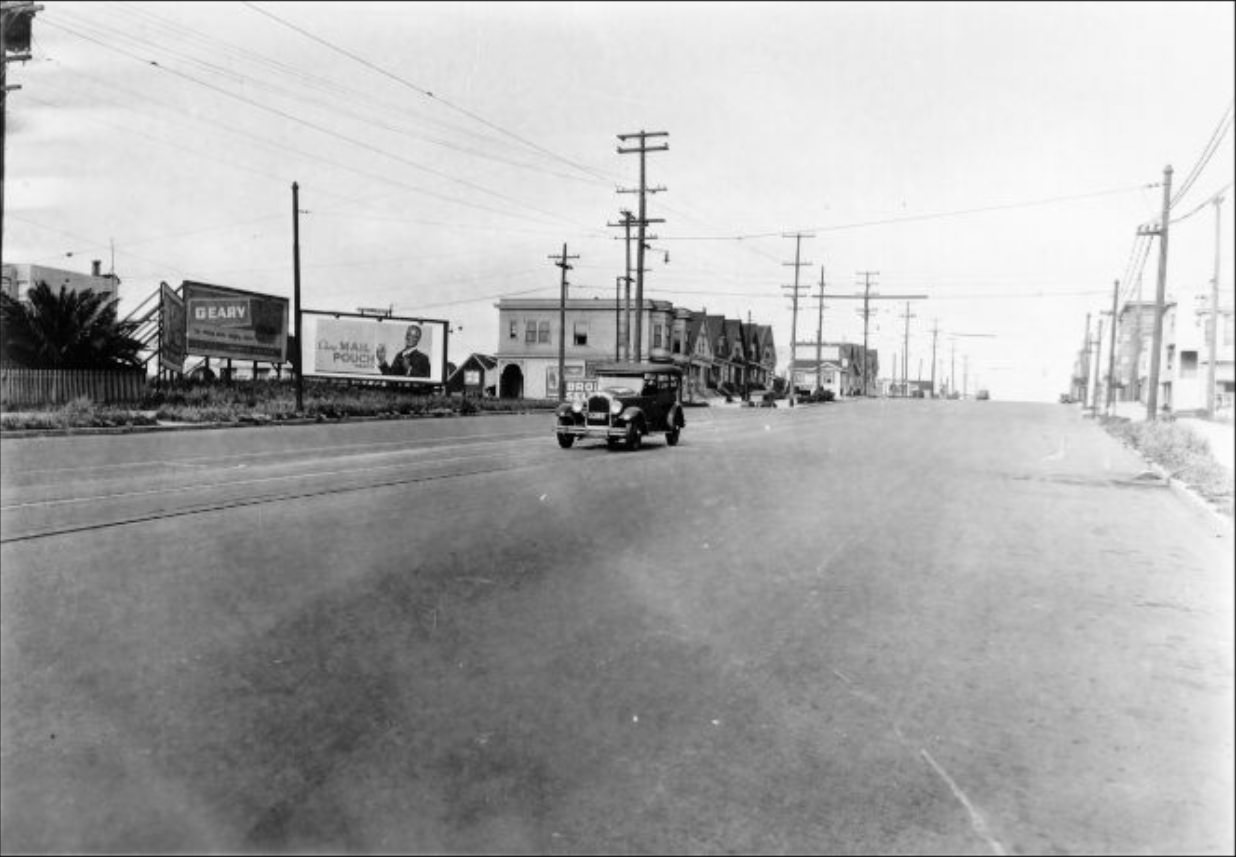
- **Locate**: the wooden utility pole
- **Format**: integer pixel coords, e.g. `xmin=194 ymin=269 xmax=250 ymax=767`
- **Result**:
xmin=617 ymin=131 xmax=668 ymax=362
xmin=950 ymin=339 xmax=956 ymax=397
xmin=814 ymin=266 xmax=826 ymax=392
xmin=1091 ymin=318 xmax=1104 ymax=416
xmin=1106 ymin=279 xmax=1119 ymax=417
xmin=825 ymin=275 xmax=926 ymax=397
xmin=292 ymin=182 xmax=303 ymax=413
xmin=1207 ymin=195 xmax=1223 ymax=417
xmin=1 ymin=2 xmax=42 ymax=269
xmin=1080 ymin=311 xmax=1091 ymax=406
xmin=607 ymin=209 xmax=637 ymax=361
xmin=1146 ymin=165 xmax=1173 ymax=420
xmin=858 ymin=271 xmax=879 ymax=396
xmin=900 ymin=302 xmax=916 ymax=396
xmin=549 ymin=243 xmax=578 ymax=403
xmin=614 ymin=275 xmax=623 ymax=361
xmin=930 ymin=319 xmax=939 ymax=397
xmin=781 ymin=233 xmax=813 ymax=406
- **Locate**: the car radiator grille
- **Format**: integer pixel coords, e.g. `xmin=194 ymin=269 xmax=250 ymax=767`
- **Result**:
xmin=587 ymin=396 xmax=610 ymax=425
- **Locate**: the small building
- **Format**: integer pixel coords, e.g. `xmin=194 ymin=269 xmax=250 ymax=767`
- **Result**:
xmin=445 ymin=353 xmax=498 ymax=396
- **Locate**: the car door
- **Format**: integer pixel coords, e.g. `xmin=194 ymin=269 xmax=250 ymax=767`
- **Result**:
xmin=639 ymin=374 xmax=668 ymax=429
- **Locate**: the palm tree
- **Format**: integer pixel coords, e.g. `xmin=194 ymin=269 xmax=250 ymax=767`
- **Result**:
xmin=0 ymin=282 xmax=144 ymax=369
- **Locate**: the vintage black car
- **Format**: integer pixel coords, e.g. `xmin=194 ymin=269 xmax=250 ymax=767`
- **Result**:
xmin=554 ymin=362 xmax=686 ymax=450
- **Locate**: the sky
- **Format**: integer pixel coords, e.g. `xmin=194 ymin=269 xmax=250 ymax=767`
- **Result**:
xmin=4 ymin=0 xmax=1234 ymax=401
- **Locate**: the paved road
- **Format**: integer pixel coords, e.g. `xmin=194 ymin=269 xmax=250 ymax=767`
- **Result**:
xmin=2 ymin=400 xmax=1232 ymax=854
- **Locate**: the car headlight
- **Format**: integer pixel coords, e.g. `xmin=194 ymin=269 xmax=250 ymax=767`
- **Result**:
xmin=610 ymin=399 xmax=623 ymax=416
xmin=571 ymin=400 xmax=583 ymax=413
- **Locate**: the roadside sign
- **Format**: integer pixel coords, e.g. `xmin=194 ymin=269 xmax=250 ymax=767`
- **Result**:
xmin=565 ymin=378 xmax=598 ymax=402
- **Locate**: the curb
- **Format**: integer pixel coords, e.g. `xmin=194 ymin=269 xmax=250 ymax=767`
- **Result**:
xmin=1165 ymin=475 xmax=1235 ymax=533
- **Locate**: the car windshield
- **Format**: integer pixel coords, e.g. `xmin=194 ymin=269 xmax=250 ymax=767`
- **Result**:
xmin=599 ymin=382 xmax=639 ymax=396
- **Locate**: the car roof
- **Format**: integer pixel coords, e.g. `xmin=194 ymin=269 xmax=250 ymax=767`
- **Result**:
xmin=592 ymin=361 xmax=683 ymax=376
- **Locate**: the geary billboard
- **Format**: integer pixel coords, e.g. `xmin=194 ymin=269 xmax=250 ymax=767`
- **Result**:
xmin=182 ymin=281 xmax=289 ymax=363
xmin=301 ymin=311 xmax=449 ymax=384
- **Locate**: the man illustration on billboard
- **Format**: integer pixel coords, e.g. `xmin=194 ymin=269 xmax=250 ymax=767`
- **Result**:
xmin=376 ymin=324 xmax=431 ymax=378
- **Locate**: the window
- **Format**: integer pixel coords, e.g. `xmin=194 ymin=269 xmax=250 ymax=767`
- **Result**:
xmin=538 ymin=321 xmax=551 ymax=343
xmin=509 ymin=320 xmax=518 ymax=340
xmin=1181 ymin=350 xmax=1198 ymax=379
xmin=1226 ymin=314 xmax=1234 ymax=347
xmin=573 ymin=321 xmax=588 ymax=346
xmin=671 ymin=328 xmax=683 ymax=354
xmin=653 ymin=323 xmax=664 ymax=349
xmin=525 ymin=321 xmax=537 ymax=344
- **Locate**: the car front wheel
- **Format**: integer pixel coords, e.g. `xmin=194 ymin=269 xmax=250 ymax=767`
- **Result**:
xmin=556 ymin=432 xmax=575 ymax=448
xmin=625 ymin=422 xmax=642 ymax=451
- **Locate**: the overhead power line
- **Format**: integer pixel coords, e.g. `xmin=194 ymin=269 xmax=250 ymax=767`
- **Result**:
xmin=239 ymin=1 xmax=619 ymax=187
xmin=42 ymin=17 xmax=600 ymax=233
xmin=1169 ymin=180 xmax=1233 ymax=225
xmin=658 ymin=183 xmax=1157 ymax=241
xmin=1170 ymin=100 xmax=1234 ymax=209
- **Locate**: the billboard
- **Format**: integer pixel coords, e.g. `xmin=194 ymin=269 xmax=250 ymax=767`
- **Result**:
xmin=301 ymin=311 xmax=449 ymax=384
xmin=182 ymin=280 xmax=288 ymax=362
xmin=159 ymin=282 xmax=187 ymax=374
xmin=546 ymin=364 xmax=594 ymax=402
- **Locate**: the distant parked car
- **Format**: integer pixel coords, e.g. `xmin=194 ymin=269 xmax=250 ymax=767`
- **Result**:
xmin=1059 ymin=393 xmax=1074 ymax=404
xmin=554 ymin=362 xmax=685 ymax=450
xmin=976 ymin=389 xmax=990 ymax=400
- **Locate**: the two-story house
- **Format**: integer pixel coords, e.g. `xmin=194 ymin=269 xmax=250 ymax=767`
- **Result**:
xmin=494 ymin=297 xmax=676 ymax=399
xmin=1157 ymin=291 xmax=1234 ymax=413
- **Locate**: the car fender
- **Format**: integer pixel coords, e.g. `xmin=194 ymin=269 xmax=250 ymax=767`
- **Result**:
xmin=619 ymin=405 xmax=645 ymax=429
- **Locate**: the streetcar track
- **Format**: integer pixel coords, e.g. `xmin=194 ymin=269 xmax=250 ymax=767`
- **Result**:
xmin=0 ymin=457 xmax=552 ymax=544
xmin=0 ymin=428 xmax=550 ymax=483
xmin=1 ymin=437 xmax=554 ymax=511
xmin=0 ymin=412 xmax=799 ymax=542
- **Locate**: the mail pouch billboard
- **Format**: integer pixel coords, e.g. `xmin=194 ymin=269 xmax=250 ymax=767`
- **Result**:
xmin=182 ymin=281 xmax=289 ymax=363
xmin=301 ymin=311 xmax=449 ymax=384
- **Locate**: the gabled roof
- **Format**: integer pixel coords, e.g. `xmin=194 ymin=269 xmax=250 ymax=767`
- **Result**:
xmin=445 ymin=353 xmax=497 ymax=383
xmin=685 ymin=312 xmax=707 ymax=351
xmin=722 ymin=320 xmax=745 ymax=360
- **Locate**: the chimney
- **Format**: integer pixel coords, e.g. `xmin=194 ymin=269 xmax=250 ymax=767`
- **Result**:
xmin=91 ymin=260 xmax=102 ymax=277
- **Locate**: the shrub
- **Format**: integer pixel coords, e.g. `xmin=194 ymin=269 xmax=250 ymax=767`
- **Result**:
xmin=1104 ymin=418 xmax=1233 ymax=512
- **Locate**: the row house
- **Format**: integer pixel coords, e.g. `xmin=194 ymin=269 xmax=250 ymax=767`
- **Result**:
xmin=1113 ymin=301 xmax=1159 ymax=402
xmin=494 ymin=296 xmax=777 ymax=400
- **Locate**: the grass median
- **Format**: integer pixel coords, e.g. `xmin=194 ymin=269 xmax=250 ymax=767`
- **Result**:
xmin=1102 ymin=416 xmax=1234 ymax=517
xmin=1 ymin=379 xmax=557 ymax=432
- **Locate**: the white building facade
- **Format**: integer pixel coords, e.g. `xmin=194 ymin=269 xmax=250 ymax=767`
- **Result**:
xmin=1 ymin=261 xmax=121 ymax=304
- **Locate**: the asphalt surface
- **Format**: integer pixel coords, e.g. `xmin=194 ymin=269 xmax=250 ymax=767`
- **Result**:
xmin=2 ymin=399 xmax=1232 ymax=854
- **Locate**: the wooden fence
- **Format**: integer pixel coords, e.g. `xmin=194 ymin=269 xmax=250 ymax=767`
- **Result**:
xmin=0 ymin=368 xmax=148 ymax=407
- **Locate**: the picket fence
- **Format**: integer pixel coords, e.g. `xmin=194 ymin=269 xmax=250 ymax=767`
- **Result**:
xmin=0 ymin=368 xmax=147 ymax=407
